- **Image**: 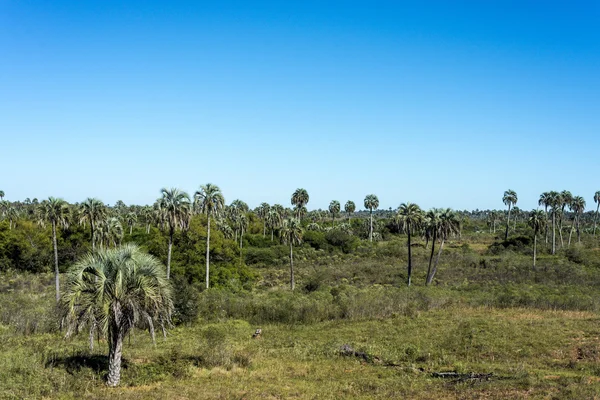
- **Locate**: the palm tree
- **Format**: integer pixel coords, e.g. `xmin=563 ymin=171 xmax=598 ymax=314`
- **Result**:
xmin=344 ymin=200 xmax=356 ymax=222
xmin=159 ymin=188 xmax=191 ymax=280
xmin=291 ymin=188 xmax=309 ymax=209
xmin=63 ymin=244 xmax=173 ymax=387
xmin=280 ymin=218 xmax=303 ymax=290
xmin=230 ymin=199 xmax=249 ymax=248
xmin=194 ymin=183 xmax=225 ymax=289
xmin=547 ymin=191 xmax=560 ymax=255
xmin=5 ymin=205 xmax=19 ymax=229
xmin=558 ymin=190 xmax=572 ymax=248
xmin=257 ymin=203 xmax=270 ymax=236
xmin=502 ymin=189 xmax=518 ymax=241
xmin=364 ymin=194 xmax=379 ymax=242
xmin=125 ymin=212 xmax=137 ymax=235
xmin=571 ymin=196 xmax=586 ymax=244
xmin=293 ymin=205 xmax=307 ymax=219
xmin=425 ymin=209 xmax=441 ymax=281
xmin=37 ymin=197 xmax=70 ymax=302
xmin=396 ymin=202 xmax=423 ymax=287
xmin=329 ymin=200 xmax=340 ymax=228
xmin=528 ymin=210 xmax=546 ymax=270
xmin=593 ymin=191 xmax=600 ymax=236
xmin=266 ymin=209 xmax=282 ymax=241
xmin=0 ymin=190 xmax=4 ymax=200
xmin=426 ymin=208 xmax=460 ymax=285
xmin=79 ymin=198 xmax=107 ymax=252
xmin=539 ymin=192 xmax=551 ymax=244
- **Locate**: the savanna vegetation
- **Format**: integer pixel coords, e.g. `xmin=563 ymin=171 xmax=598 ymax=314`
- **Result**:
xmin=2 ymin=187 xmax=600 ymax=399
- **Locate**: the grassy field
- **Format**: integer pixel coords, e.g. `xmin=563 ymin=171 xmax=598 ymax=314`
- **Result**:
xmin=2 ymin=276 xmax=600 ymax=399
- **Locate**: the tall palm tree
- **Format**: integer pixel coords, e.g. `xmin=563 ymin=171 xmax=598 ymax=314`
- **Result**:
xmin=396 ymin=202 xmax=423 ymax=287
xmin=257 ymin=202 xmax=270 ymax=236
xmin=426 ymin=208 xmax=460 ymax=285
xmin=425 ymin=209 xmax=441 ymax=282
xmin=159 ymin=188 xmax=191 ymax=280
xmin=571 ymin=196 xmax=586 ymax=244
xmin=291 ymin=188 xmax=309 ymax=209
xmin=502 ymin=189 xmax=518 ymax=241
xmin=194 ymin=183 xmax=225 ymax=289
xmin=539 ymin=192 xmax=551 ymax=244
xmin=344 ymin=200 xmax=356 ymax=222
xmin=528 ymin=210 xmax=545 ymax=270
xmin=37 ymin=197 xmax=70 ymax=302
xmin=79 ymin=198 xmax=107 ymax=252
xmin=547 ymin=191 xmax=560 ymax=255
xmin=125 ymin=212 xmax=137 ymax=235
xmin=230 ymin=199 xmax=249 ymax=248
xmin=558 ymin=190 xmax=572 ymax=248
xmin=280 ymin=218 xmax=303 ymax=290
xmin=63 ymin=244 xmax=173 ymax=387
xmin=266 ymin=209 xmax=282 ymax=241
xmin=364 ymin=194 xmax=379 ymax=242
xmin=593 ymin=191 xmax=600 ymax=236
xmin=329 ymin=200 xmax=340 ymax=228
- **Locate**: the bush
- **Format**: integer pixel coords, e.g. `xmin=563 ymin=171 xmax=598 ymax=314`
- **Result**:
xmin=325 ymin=229 xmax=359 ymax=253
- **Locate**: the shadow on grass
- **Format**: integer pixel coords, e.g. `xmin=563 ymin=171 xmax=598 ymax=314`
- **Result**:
xmin=45 ymin=352 xmax=128 ymax=375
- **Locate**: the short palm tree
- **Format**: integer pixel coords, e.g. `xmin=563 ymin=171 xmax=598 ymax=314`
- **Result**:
xmin=280 ymin=218 xmax=303 ymax=290
xmin=329 ymin=200 xmax=340 ymax=228
xmin=528 ymin=210 xmax=546 ymax=270
xmin=37 ymin=197 xmax=70 ymax=301
xmin=396 ymin=202 xmax=423 ymax=287
xmin=80 ymin=198 xmax=107 ymax=252
xmin=62 ymin=244 xmax=173 ymax=387
xmin=194 ymin=183 xmax=225 ymax=289
xmin=593 ymin=191 xmax=600 ymax=236
xmin=364 ymin=194 xmax=379 ymax=242
xmin=344 ymin=200 xmax=356 ymax=222
xmin=159 ymin=188 xmax=191 ymax=279
xmin=502 ymin=189 xmax=518 ymax=241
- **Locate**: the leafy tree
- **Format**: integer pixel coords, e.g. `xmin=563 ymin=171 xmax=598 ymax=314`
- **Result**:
xmin=280 ymin=218 xmax=303 ymax=290
xmin=63 ymin=244 xmax=173 ymax=387
xmin=364 ymin=194 xmax=379 ymax=242
xmin=594 ymin=191 xmax=600 ymax=236
xmin=194 ymin=183 xmax=225 ymax=289
xmin=426 ymin=208 xmax=460 ymax=285
xmin=528 ymin=209 xmax=546 ymax=270
xmin=344 ymin=200 xmax=356 ymax=222
xmin=80 ymin=198 xmax=107 ymax=252
xmin=37 ymin=197 xmax=70 ymax=301
xmin=158 ymin=188 xmax=191 ymax=279
xmin=396 ymin=202 xmax=423 ymax=287
xmin=328 ymin=200 xmax=340 ymax=228
xmin=502 ymin=189 xmax=518 ymax=241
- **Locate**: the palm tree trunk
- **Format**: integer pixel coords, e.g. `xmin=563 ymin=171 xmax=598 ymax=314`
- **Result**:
xmin=332 ymin=215 xmax=335 ymax=228
xmin=271 ymin=228 xmax=274 ymax=242
xmin=577 ymin=215 xmax=581 ymax=243
xmin=544 ymin=206 xmax=549 ymax=245
xmin=504 ymin=204 xmax=512 ymax=241
xmin=107 ymin=330 xmax=124 ymax=387
xmin=89 ymin=324 xmax=95 ymax=351
xmin=129 ymin=225 xmax=133 ymax=235
xmin=425 ymin=230 xmax=437 ymax=285
xmin=428 ymin=237 xmax=446 ymax=285
xmin=52 ymin=221 xmax=60 ymax=302
xmin=205 ymin=215 xmax=211 ymax=289
xmin=532 ymin=232 xmax=537 ymax=270
xmin=263 ymin=221 xmax=266 ymax=237
xmin=552 ymin=211 xmax=556 ymax=255
xmin=407 ymin=225 xmax=412 ymax=287
xmin=558 ymin=211 xmax=564 ymax=248
xmin=369 ymin=209 xmax=373 ymax=242
xmin=568 ymin=218 xmax=575 ymax=247
xmin=594 ymin=203 xmax=600 ymax=236
xmin=91 ymin=222 xmax=95 ymax=252
xmin=289 ymin=242 xmax=295 ymax=290
xmin=166 ymin=228 xmax=173 ymax=280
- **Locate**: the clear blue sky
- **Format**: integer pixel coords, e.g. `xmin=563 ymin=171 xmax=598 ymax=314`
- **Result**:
xmin=1 ymin=1 xmax=599 ymax=211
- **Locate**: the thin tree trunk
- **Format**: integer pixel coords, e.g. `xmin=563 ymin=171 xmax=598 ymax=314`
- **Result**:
xmin=428 ymin=237 xmax=445 ymax=285
xmin=407 ymin=225 xmax=412 ymax=287
xmin=577 ymin=215 xmax=581 ymax=243
xmin=332 ymin=215 xmax=335 ymax=228
xmin=594 ymin=204 xmax=599 ymax=236
xmin=425 ymin=230 xmax=437 ymax=285
xmin=552 ymin=211 xmax=556 ymax=255
xmin=206 ymin=215 xmax=211 ymax=289
xmin=558 ymin=210 xmax=564 ymax=248
xmin=166 ymin=228 xmax=173 ymax=280
xmin=52 ymin=221 xmax=60 ymax=302
xmin=91 ymin=222 xmax=95 ymax=252
xmin=369 ymin=210 xmax=373 ymax=242
xmin=568 ymin=218 xmax=574 ymax=247
xmin=289 ymin=242 xmax=295 ymax=290
xmin=504 ymin=204 xmax=512 ymax=241
xmin=129 ymin=225 xmax=132 ymax=235
xmin=263 ymin=220 xmax=266 ymax=237
xmin=147 ymin=316 xmax=156 ymax=346
xmin=533 ymin=232 xmax=537 ymax=270
xmin=544 ymin=206 xmax=549 ymax=245
xmin=107 ymin=331 xmax=124 ymax=387
xmin=89 ymin=324 xmax=95 ymax=351
xmin=271 ymin=228 xmax=274 ymax=242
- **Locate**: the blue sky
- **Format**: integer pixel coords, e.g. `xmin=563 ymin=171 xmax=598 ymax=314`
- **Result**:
xmin=1 ymin=1 xmax=599 ymax=211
